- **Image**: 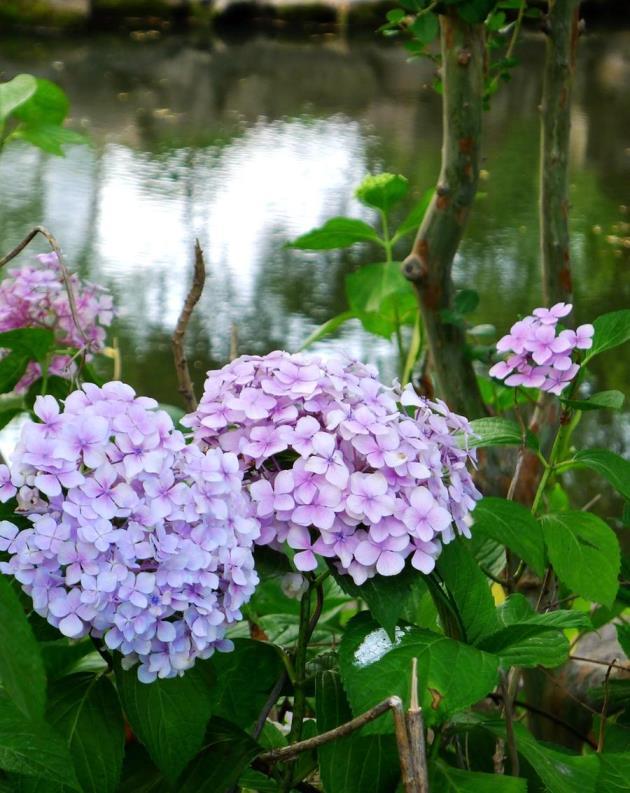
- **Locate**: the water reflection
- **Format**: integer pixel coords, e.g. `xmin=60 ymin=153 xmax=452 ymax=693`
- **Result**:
xmin=0 ymin=32 xmax=627 ymax=492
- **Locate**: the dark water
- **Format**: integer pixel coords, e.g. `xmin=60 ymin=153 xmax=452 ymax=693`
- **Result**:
xmin=0 ymin=30 xmax=628 ymax=506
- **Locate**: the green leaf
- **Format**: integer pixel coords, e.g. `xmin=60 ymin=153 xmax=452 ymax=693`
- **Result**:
xmin=541 ymin=511 xmax=620 ymax=607
xmin=0 ymin=698 xmax=80 ymax=790
xmin=482 ymin=721 xmax=598 ymax=793
xmin=339 ymin=613 xmax=498 ymax=731
xmin=431 ymin=760 xmax=526 ymax=792
xmin=0 ymin=328 xmax=55 ymax=364
xmin=115 ymin=660 xmax=215 ymax=782
xmin=0 ymin=74 xmax=37 ymax=123
xmin=561 ymin=389 xmax=625 ymax=412
xmin=177 ymin=717 xmax=260 ymax=793
xmin=355 ymin=173 xmax=409 ymax=212
xmin=118 ymin=743 xmax=166 ymax=793
xmin=299 ymin=310 xmax=356 ymax=350
xmin=331 ymin=563 xmax=428 ymax=640
xmin=454 ymin=289 xmax=480 ymax=316
xmin=410 ymin=12 xmax=439 ymax=45
xmin=0 ymin=352 xmax=29 ymax=393
xmin=47 ymin=673 xmax=124 ymax=793
xmin=596 ymin=753 xmax=630 ymax=792
xmin=40 ymin=639 xmax=96 ymax=681
xmin=12 ymin=78 xmax=68 ymax=126
xmin=583 ymin=308 xmax=630 ymax=363
xmin=289 ymin=218 xmax=381 ymax=250
xmin=207 ymin=639 xmax=285 ymax=729
xmin=393 ymin=189 xmax=433 ymax=240
xmin=316 ymin=670 xmax=400 ymax=793
xmin=345 ymin=261 xmax=416 ymax=339
xmin=459 ymin=417 xmax=538 ymax=451
xmin=12 ymin=124 xmax=88 ymax=156
xmin=471 ymin=497 xmax=546 ymax=576
xmin=616 ymin=623 xmax=630 ymax=658
xmin=568 ymin=449 xmax=630 ymax=501
xmin=435 ymin=540 xmax=499 ymax=645
xmin=0 ymin=577 xmax=47 ymax=721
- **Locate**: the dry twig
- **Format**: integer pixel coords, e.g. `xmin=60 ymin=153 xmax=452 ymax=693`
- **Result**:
xmin=171 ymin=240 xmax=206 ymax=412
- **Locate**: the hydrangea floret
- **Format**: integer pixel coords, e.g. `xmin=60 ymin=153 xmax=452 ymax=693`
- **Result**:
xmin=0 ymin=382 xmax=259 ymax=682
xmin=488 ymin=302 xmax=594 ymax=395
xmin=0 ymin=253 xmax=114 ymax=392
xmin=182 ymin=351 xmax=481 ymax=585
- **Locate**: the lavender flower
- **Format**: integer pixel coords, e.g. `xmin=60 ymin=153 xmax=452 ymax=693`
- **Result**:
xmin=0 ymin=254 xmax=114 ymax=392
xmin=489 ymin=303 xmax=594 ymax=395
xmin=0 ymin=384 xmax=260 ymax=683
xmin=183 ymin=351 xmax=481 ymax=585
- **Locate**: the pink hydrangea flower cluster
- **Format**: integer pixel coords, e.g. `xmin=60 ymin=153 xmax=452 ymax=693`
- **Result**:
xmin=183 ymin=352 xmax=481 ymax=585
xmin=0 ymin=253 xmax=114 ymax=393
xmin=489 ymin=303 xmax=594 ymax=395
xmin=0 ymin=382 xmax=260 ymax=683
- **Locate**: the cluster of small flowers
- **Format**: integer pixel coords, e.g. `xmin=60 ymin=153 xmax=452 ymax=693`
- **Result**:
xmin=0 ymin=382 xmax=259 ymax=683
xmin=488 ymin=303 xmax=594 ymax=395
xmin=183 ymin=351 xmax=481 ymax=585
xmin=0 ymin=253 xmax=114 ymax=393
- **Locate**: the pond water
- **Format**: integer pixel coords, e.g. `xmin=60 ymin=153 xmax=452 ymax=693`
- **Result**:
xmin=0 ymin=29 xmax=628 ymax=507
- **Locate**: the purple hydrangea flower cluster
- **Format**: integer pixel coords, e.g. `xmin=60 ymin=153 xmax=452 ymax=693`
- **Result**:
xmin=183 ymin=352 xmax=481 ymax=585
xmin=0 ymin=382 xmax=260 ymax=682
xmin=488 ymin=303 xmax=594 ymax=395
xmin=0 ymin=253 xmax=114 ymax=393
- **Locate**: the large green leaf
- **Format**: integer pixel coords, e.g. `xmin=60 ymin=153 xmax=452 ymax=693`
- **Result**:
xmin=289 ymin=218 xmax=381 ymax=250
xmin=0 ymin=75 xmax=37 ymax=123
xmin=355 ymin=173 xmax=409 ymax=212
xmin=541 ymin=511 xmax=620 ymax=607
xmin=12 ymin=78 xmax=68 ymax=126
xmin=345 ymin=261 xmax=417 ymax=339
xmin=458 ymin=417 xmax=538 ymax=451
xmin=583 ymin=309 xmax=630 ymax=363
xmin=0 ymin=577 xmax=47 ymax=721
xmin=471 ymin=497 xmax=546 ymax=576
xmin=431 ymin=760 xmax=526 ymax=792
xmin=0 ymin=352 xmax=29 ymax=393
xmin=116 ymin=661 xmax=214 ymax=783
xmin=435 ymin=540 xmax=498 ymax=645
xmin=339 ymin=613 xmax=498 ymax=731
xmin=562 ymin=390 xmax=625 ymax=412
xmin=207 ymin=639 xmax=285 ymax=729
xmin=176 ymin=717 xmax=260 ymax=793
xmin=316 ymin=670 xmax=400 ymax=793
xmin=13 ymin=125 xmax=88 ymax=156
xmin=568 ymin=449 xmax=630 ymax=501
xmin=0 ymin=698 xmax=80 ymax=790
xmin=596 ymin=753 xmax=630 ymax=792
xmin=332 ymin=563 xmax=428 ymax=640
xmin=0 ymin=329 xmax=55 ymax=365
xmin=477 ymin=594 xmax=590 ymax=668
xmin=47 ymin=673 xmax=124 ymax=793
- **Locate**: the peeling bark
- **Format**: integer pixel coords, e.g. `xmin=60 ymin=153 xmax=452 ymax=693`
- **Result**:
xmin=540 ymin=0 xmax=581 ymax=306
xmin=402 ymin=12 xmax=486 ymax=419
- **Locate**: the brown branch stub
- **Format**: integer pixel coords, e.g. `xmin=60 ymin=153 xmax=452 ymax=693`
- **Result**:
xmin=406 ymin=658 xmax=429 ymax=793
xmin=171 ymin=239 xmax=206 ymax=413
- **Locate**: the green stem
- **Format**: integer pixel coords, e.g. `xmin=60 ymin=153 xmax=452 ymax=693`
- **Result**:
xmin=381 ymin=210 xmax=406 ymax=379
xmin=402 ymin=311 xmax=422 ymax=387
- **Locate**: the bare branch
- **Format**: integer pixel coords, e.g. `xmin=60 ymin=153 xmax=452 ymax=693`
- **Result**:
xmin=258 ymin=696 xmax=401 ymax=764
xmin=171 ymin=240 xmax=206 ymax=412
xmin=597 ymin=658 xmax=616 ymax=752
xmin=0 ymin=226 xmax=88 ymax=349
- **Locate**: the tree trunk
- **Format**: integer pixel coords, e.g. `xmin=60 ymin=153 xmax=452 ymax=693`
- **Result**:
xmin=539 ymin=0 xmax=580 ymax=306
xmin=402 ymin=11 xmax=486 ymax=419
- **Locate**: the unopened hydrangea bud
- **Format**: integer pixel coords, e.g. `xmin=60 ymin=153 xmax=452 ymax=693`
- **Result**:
xmin=281 ymin=572 xmax=309 ymax=600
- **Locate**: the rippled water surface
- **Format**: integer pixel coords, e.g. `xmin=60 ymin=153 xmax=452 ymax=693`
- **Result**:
xmin=0 ymin=31 xmax=628 ymax=489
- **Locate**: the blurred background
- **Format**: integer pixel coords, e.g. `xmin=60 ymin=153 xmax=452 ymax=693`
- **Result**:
xmin=0 ymin=0 xmax=628 ymax=509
